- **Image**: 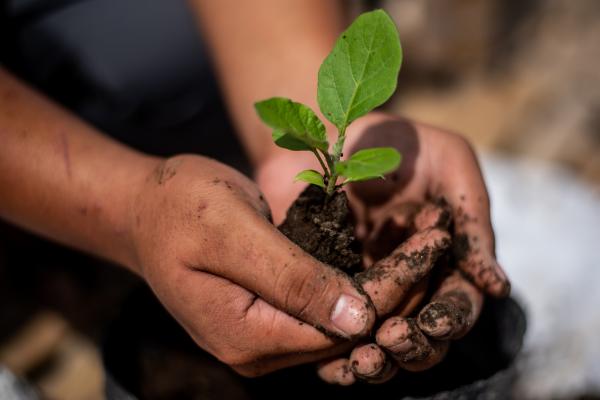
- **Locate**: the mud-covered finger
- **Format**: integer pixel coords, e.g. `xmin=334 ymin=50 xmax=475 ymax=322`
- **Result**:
xmin=317 ymin=358 xmax=356 ymax=386
xmin=398 ymin=339 xmax=449 ymax=372
xmin=376 ymin=316 xmax=448 ymax=372
xmin=453 ymin=228 xmax=510 ymax=297
xmin=393 ymin=278 xmax=429 ymax=318
xmin=376 ymin=317 xmax=448 ymax=371
xmin=348 ymin=343 xmax=398 ymax=384
xmin=417 ymin=270 xmax=484 ymax=340
xmin=430 ymin=136 xmax=510 ymax=297
xmin=376 ymin=317 xmax=428 ymax=362
xmin=349 ymin=344 xmax=386 ymax=379
xmin=413 ymin=200 xmax=452 ymax=231
xmin=355 ymin=228 xmax=451 ymax=317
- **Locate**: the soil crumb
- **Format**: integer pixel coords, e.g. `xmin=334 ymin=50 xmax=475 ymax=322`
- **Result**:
xmin=278 ymin=185 xmax=362 ymax=272
xmin=452 ymin=233 xmax=470 ymax=262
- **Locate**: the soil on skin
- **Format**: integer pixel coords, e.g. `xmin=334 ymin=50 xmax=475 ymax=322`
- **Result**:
xmin=278 ymin=185 xmax=362 ymax=272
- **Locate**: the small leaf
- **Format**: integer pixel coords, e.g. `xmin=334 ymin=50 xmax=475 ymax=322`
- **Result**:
xmin=294 ymin=169 xmax=326 ymax=188
xmin=336 ymin=147 xmax=401 ymax=182
xmin=255 ymin=97 xmax=329 ymax=151
xmin=317 ymin=9 xmax=402 ymax=132
xmin=272 ymin=130 xmax=312 ymax=151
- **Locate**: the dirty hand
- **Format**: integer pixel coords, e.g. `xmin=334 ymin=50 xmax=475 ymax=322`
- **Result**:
xmin=257 ymin=112 xmax=510 ymax=384
xmin=319 ymin=113 xmax=512 ymax=384
xmin=129 ymin=154 xmax=377 ymax=377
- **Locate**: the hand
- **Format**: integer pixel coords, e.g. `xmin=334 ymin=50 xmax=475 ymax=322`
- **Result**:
xmin=128 ymin=155 xmax=377 ymax=377
xmin=320 ymin=202 xmax=483 ymax=383
xmin=257 ymin=112 xmax=510 ymax=384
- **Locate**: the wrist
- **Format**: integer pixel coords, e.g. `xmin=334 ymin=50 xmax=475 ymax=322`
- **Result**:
xmin=109 ymin=153 xmax=162 ymax=276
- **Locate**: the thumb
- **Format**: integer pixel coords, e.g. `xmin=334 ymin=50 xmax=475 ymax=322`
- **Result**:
xmin=198 ymin=208 xmax=376 ymax=339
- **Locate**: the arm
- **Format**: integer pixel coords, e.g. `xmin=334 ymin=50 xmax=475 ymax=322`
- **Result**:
xmin=188 ymin=0 xmax=344 ymax=166
xmin=0 ymin=68 xmax=153 ymax=272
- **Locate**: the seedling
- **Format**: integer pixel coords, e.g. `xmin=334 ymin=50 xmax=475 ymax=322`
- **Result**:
xmin=255 ymin=10 xmax=403 ymax=195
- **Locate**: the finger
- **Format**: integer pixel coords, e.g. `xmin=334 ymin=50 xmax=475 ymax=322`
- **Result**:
xmin=375 ymin=317 xmax=448 ymax=372
xmin=376 ymin=317 xmax=428 ymax=362
xmin=430 ymin=133 xmax=510 ymax=297
xmin=394 ymin=278 xmax=429 ymax=317
xmin=355 ymin=228 xmax=451 ymax=317
xmin=362 ymin=200 xmax=450 ymax=266
xmin=361 ymin=202 xmax=421 ymax=266
xmin=417 ymin=270 xmax=484 ymax=340
xmin=235 ymin=299 xmax=356 ymax=376
xmin=317 ymin=358 xmax=356 ymax=386
xmin=399 ymin=339 xmax=449 ymax=372
xmin=349 ymin=343 xmax=398 ymax=384
xmin=194 ymin=209 xmax=376 ymax=339
xmin=153 ymin=265 xmax=350 ymax=377
xmin=413 ymin=200 xmax=452 ymax=231
xmin=358 ymin=201 xmax=445 ymax=317
xmin=390 ymin=201 xmax=451 ymax=316
xmin=349 ymin=344 xmax=386 ymax=379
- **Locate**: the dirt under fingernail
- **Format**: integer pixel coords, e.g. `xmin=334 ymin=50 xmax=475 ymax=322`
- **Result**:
xmin=418 ymin=303 xmax=454 ymax=337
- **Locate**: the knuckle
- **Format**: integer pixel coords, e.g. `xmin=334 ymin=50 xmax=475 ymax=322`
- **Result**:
xmin=278 ymin=266 xmax=324 ymax=317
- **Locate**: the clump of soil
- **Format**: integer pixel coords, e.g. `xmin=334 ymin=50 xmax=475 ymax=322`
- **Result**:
xmin=278 ymin=185 xmax=362 ymax=272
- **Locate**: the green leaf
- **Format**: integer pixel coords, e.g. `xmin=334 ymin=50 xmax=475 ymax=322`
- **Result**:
xmin=255 ymin=97 xmax=329 ymax=151
xmin=335 ymin=147 xmax=401 ymax=182
xmin=294 ymin=169 xmax=326 ymax=188
xmin=272 ymin=130 xmax=312 ymax=151
xmin=317 ymin=9 xmax=402 ymax=132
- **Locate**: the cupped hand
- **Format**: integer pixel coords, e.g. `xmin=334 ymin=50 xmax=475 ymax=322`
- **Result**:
xmin=128 ymin=154 xmax=377 ymax=378
xmin=257 ymin=112 xmax=510 ymax=384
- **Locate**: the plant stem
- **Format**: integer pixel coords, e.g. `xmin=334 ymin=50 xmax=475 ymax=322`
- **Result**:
xmin=312 ymin=149 xmax=329 ymax=178
xmin=320 ymin=150 xmax=334 ymax=172
xmin=325 ymin=128 xmax=346 ymax=195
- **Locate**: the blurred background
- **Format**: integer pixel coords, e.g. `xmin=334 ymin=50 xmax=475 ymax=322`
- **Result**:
xmin=1 ymin=0 xmax=599 ymax=398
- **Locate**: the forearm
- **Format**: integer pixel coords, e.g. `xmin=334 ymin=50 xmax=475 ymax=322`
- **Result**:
xmin=188 ymin=0 xmax=344 ymax=166
xmin=0 ymin=68 xmax=156 ymax=272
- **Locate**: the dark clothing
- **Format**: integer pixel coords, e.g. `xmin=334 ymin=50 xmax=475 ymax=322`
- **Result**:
xmin=1 ymin=0 xmax=251 ymax=172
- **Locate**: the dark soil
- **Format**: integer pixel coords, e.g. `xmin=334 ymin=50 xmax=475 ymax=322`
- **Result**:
xmin=277 ymin=185 xmax=362 ymax=272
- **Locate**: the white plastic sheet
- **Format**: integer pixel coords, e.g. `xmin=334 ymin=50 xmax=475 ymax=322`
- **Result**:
xmin=482 ymin=154 xmax=600 ymax=399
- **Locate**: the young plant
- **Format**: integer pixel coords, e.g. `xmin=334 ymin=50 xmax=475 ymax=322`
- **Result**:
xmin=255 ymin=9 xmax=402 ymax=195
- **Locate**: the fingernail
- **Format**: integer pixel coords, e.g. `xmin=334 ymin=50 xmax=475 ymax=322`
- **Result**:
xmin=418 ymin=303 xmax=453 ymax=338
xmin=378 ymin=320 xmax=413 ymax=353
xmin=351 ymin=345 xmax=386 ymax=377
xmin=388 ymin=338 xmax=413 ymax=353
xmin=425 ymin=318 xmax=452 ymax=337
xmin=331 ymin=294 xmax=368 ymax=337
